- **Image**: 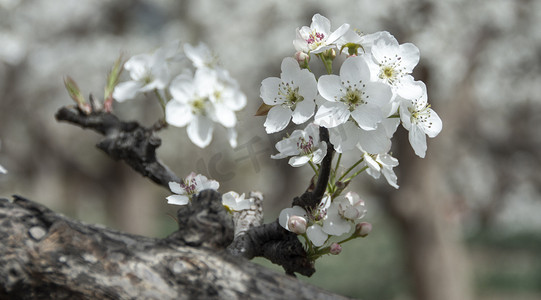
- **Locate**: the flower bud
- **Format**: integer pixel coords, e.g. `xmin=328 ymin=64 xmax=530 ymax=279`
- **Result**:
xmin=355 ymin=222 xmax=372 ymax=237
xmin=329 ymin=243 xmax=342 ymax=255
xmin=288 ymin=215 xmax=307 ymax=234
xmin=295 ymin=51 xmax=310 ymax=68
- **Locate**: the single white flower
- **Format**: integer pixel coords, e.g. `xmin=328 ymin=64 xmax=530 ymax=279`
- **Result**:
xmin=366 ymin=31 xmax=420 ymax=99
xmin=166 ymin=172 xmax=219 ymax=205
xmin=293 ymin=13 xmax=349 ymax=54
xmin=222 ymin=191 xmax=254 ymax=212
xmin=314 ymin=56 xmax=392 ymax=129
xmin=261 ymin=57 xmax=317 ymax=133
xmin=398 ymin=81 xmax=442 ymax=158
xmin=323 ymin=192 xmax=366 ymax=236
xmin=113 ymin=49 xmax=170 ymax=102
xmin=336 ymin=192 xmax=367 ymax=221
xmin=361 ymin=150 xmax=400 ymax=189
xmin=271 ymin=123 xmax=327 ymax=167
xmin=165 ymin=71 xmax=215 ymax=148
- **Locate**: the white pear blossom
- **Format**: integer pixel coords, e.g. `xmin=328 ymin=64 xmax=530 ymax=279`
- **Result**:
xmin=113 ymin=49 xmax=170 ymax=102
xmin=366 ymin=31 xmax=420 ymax=100
xmin=271 ymin=123 xmax=327 ymax=167
xmin=361 ymin=149 xmax=399 ymax=189
xmin=260 ymin=57 xmax=317 ymax=133
xmin=222 ymin=191 xmax=254 ymax=212
xmin=314 ymin=56 xmax=392 ymax=129
xmin=398 ymin=81 xmax=442 ymax=158
xmin=293 ymin=13 xmax=350 ymax=54
xmin=323 ymin=192 xmax=366 ymax=236
xmin=166 ymin=172 xmax=219 ymax=206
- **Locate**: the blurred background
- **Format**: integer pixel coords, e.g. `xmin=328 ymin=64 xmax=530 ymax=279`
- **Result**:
xmin=1 ymin=0 xmax=540 ymax=299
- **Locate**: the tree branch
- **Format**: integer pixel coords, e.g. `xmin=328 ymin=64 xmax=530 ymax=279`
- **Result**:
xmin=55 ymin=106 xmax=179 ymax=188
xmin=0 ymin=195 xmax=351 ymax=300
xmin=292 ymin=126 xmax=334 ymax=211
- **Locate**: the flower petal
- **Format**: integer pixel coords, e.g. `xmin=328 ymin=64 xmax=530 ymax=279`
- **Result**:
xmin=260 ymin=77 xmax=283 ymax=105
xmin=317 ymin=75 xmax=343 ymax=102
xmin=314 ymin=102 xmax=350 ymax=128
xmin=113 ymin=81 xmax=144 ymax=102
xmin=409 ymin=124 xmax=427 ymax=158
xmin=264 ymin=106 xmax=292 ymax=133
xmin=350 ymin=103 xmax=384 ymax=130
xmin=166 ymin=194 xmax=190 ymax=206
xmin=307 ymin=225 xmax=328 ymax=247
xmin=165 ymin=101 xmax=193 ymax=128
xmin=291 ymin=97 xmax=315 ymax=124
xmin=187 ymin=115 xmax=214 ymax=148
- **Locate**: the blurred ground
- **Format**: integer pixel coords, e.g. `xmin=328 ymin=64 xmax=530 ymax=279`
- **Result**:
xmin=1 ymin=0 xmax=540 ymax=299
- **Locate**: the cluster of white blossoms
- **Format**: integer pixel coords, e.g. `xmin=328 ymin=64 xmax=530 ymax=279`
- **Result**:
xmin=113 ymin=42 xmax=247 ymax=148
xmin=261 ymin=14 xmax=442 ymax=254
xmin=166 ymin=172 xmax=253 ymax=213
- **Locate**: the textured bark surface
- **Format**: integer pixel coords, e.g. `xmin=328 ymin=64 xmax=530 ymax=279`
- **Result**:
xmin=0 ymin=193 xmax=351 ymax=300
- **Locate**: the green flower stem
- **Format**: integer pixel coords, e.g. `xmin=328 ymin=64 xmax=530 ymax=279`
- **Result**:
xmin=338 ymin=233 xmax=358 ymax=245
xmin=338 ymin=157 xmax=364 ymax=182
xmin=154 ymin=89 xmax=167 ymax=116
xmin=344 ymin=166 xmax=369 ymax=183
xmin=308 ymin=161 xmax=319 ymax=176
xmin=334 ymin=153 xmax=342 ymax=176
xmin=317 ymin=53 xmax=333 ymax=75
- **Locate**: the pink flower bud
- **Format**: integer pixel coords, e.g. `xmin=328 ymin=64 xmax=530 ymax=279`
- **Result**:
xmin=329 ymin=243 xmax=342 ymax=255
xmin=288 ymin=215 xmax=307 ymax=234
xmin=355 ymin=222 xmax=372 ymax=237
xmin=295 ymin=51 xmax=310 ymax=68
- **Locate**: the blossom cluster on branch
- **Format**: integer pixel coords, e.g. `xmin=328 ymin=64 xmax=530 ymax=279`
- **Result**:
xmin=257 ymin=13 xmax=442 ymax=259
xmin=113 ymin=42 xmax=246 ymax=148
xmin=59 ymin=12 xmax=442 ymax=274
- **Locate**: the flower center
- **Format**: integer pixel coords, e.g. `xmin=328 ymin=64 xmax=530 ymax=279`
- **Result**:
xmin=182 ymin=178 xmax=198 ymax=195
xmin=297 ymin=136 xmax=315 ymax=155
xmin=409 ymin=103 xmax=432 ymax=126
xmin=378 ymin=55 xmax=406 ymax=85
xmin=278 ymin=81 xmax=304 ymax=110
xmin=340 ymin=84 xmax=366 ymax=111
xmin=306 ymin=31 xmax=325 ymax=46
xmin=191 ymin=97 xmax=208 ymax=115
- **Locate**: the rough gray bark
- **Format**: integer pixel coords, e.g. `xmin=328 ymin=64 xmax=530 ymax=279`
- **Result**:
xmin=0 ymin=192 xmax=351 ymax=300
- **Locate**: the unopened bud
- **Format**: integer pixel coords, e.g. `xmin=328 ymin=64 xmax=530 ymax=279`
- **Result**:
xmin=295 ymin=51 xmax=310 ymax=68
xmin=288 ymin=215 xmax=307 ymax=234
xmin=329 ymin=243 xmax=342 ymax=255
xmin=355 ymin=222 xmax=372 ymax=237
